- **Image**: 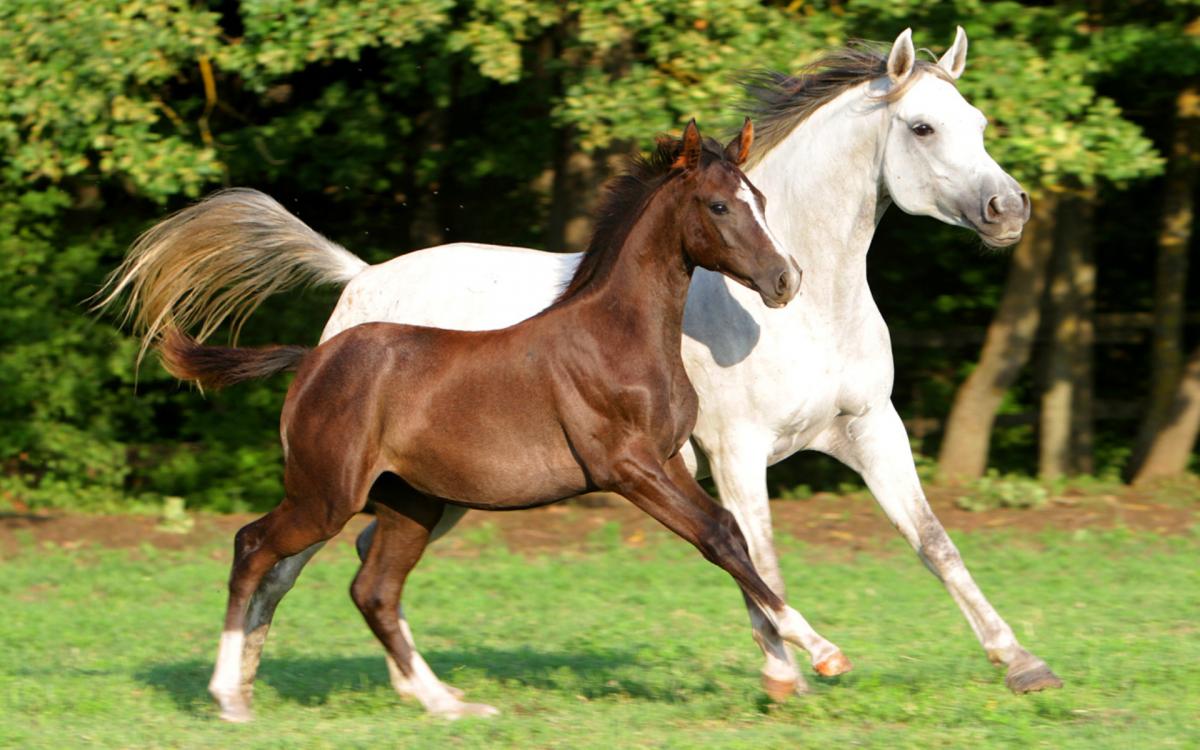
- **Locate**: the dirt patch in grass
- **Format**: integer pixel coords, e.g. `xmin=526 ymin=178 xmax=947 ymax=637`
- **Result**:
xmin=1 ymin=484 xmax=1193 ymax=559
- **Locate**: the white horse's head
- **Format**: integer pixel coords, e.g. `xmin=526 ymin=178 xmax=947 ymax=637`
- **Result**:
xmin=876 ymin=28 xmax=1029 ymax=247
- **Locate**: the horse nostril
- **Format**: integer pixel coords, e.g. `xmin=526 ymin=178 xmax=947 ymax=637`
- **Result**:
xmin=1019 ymin=191 xmax=1031 ymax=220
xmin=776 ymin=270 xmax=790 ymax=296
xmin=985 ymin=195 xmax=1002 ymax=222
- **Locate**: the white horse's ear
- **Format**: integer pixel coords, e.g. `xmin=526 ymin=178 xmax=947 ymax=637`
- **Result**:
xmin=938 ymin=26 xmax=968 ymax=79
xmin=887 ymin=28 xmax=916 ymax=85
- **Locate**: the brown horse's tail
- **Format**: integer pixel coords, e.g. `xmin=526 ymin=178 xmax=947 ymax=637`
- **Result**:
xmin=159 ymin=328 xmax=309 ymax=389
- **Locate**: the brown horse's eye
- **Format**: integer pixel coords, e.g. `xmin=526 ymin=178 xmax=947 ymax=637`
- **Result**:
xmin=912 ymin=123 xmax=935 ymax=137
xmin=709 ymin=202 xmax=729 ymax=215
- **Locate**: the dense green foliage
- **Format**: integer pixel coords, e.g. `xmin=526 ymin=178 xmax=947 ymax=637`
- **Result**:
xmin=1 ymin=1 xmax=1197 ymax=510
xmin=2 ymin=527 xmax=1197 ymax=747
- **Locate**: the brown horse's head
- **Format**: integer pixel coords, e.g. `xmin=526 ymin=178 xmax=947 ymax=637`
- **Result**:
xmin=672 ymin=119 xmax=800 ymax=308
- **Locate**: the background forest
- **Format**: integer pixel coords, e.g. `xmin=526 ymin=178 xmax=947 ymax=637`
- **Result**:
xmin=1 ymin=0 xmax=1198 ymax=512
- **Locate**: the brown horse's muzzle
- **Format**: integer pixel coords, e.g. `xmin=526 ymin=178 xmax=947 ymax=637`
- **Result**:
xmin=757 ymin=258 xmax=802 ymax=308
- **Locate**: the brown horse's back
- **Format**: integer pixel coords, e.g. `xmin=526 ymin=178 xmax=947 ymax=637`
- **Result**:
xmin=281 ymin=322 xmax=591 ymax=510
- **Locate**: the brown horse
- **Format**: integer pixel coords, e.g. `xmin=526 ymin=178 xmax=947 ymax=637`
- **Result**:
xmin=161 ymin=120 xmax=808 ymax=722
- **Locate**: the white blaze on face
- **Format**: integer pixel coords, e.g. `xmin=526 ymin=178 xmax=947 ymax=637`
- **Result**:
xmin=736 ymin=178 xmax=786 ymax=258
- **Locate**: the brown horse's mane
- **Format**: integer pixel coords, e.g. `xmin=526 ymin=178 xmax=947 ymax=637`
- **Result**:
xmin=554 ymin=135 xmax=729 ymax=303
xmin=739 ymin=42 xmax=954 ymax=168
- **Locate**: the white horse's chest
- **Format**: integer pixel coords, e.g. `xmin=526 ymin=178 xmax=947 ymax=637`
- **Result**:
xmin=682 ymin=274 xmax=893 ymax=465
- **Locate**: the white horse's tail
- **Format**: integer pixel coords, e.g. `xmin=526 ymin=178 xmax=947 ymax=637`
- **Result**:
xmin=93 ymin=188 xmax=368 ymax=361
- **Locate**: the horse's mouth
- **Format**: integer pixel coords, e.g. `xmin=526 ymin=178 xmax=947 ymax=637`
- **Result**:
xmin=979 ymin=231 xmax=1022 ymax=249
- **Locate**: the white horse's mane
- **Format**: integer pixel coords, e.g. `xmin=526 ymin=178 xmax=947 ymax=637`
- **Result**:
xmin=739 ymin=43 xmax=955 ymax=168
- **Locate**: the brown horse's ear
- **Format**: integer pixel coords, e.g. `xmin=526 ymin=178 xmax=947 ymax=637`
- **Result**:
xmin=724 ymin=117 xmax=754 ymax=165
xmin=672 ymin=119 xmax=703 ymax=171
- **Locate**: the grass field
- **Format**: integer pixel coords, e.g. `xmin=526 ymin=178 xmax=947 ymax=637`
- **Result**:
xmin=1 ymin=520 xmax=1197 ymax=749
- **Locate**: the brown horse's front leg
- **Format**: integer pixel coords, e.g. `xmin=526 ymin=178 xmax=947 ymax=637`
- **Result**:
xmin=660 ymin=454 xmax=850 ymax=688
xmin=609 ymin=449 xmax=847 ymax=673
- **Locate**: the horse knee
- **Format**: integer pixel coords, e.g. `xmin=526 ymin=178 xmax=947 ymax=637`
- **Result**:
xmin=232 ymin=521 xmax=268 ymax=561
xmin=712 ymin=508 xmax=753 ymax=555
xmin=349 ymin=573 xmax=374 ymax=608
xmin=228 ymin=522 xmax=277 ymax=593
xmin=917 ymin=521 xmax=962 ymax=572
xmin=698 ymin=515 xmax=752 ymax=567
xmin=350 ymin=572 xmax=395 ymax=621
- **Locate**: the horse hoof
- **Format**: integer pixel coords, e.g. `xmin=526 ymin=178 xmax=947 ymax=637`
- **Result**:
xmin=433 ymin=701 xmax=500 ymax=720
xmin=1005 ymin=659 xmax=1063 ymax=694
xmin=213 ymin=693 xmax=253 ymax=723
xmin=814 ymin=650 xmax=852 ymax=677
xmin=761 ymin=673 xmax=799 ymax=701
xmin=443 ymin=682 xmax=465 ymax=700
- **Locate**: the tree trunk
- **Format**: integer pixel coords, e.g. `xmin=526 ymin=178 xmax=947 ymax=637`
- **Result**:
xmin=543 ymin=15 xmax=628 ymax=253
xmin=1128 ymin=85 xmax=1200 ymax=480
xmin=405 ymin=105 xmax=448 ymax=250
xmin=546 ymin=128 xmax=605 ymax=252
xmin=937 ymin=193 xmax=1059 ymax=481
xmin=1038 ymin=194 xmax=1095 ymax=479
xmin=1134 ymin=343 xmax=1200 ymax=483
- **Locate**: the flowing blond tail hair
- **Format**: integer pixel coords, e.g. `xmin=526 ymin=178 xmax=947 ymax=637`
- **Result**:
xmin=92 ymin=188 xmax=368 ymax=363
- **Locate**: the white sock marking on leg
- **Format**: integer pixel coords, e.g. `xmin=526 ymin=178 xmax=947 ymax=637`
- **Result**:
xmin=210 ymin=630 xmax=245 ymax=697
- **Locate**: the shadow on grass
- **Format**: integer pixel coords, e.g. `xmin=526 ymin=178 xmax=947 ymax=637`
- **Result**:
xmin=137 ymin=644 xmax=704 ymax=714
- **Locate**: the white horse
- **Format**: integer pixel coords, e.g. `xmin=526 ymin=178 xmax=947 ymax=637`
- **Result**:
xmin=102 ymin=28 xmax=1060 ymax=714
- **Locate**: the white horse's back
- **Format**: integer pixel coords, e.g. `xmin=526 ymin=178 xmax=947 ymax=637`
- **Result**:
xmin=320 ymin=243 xmax=582 ymax=342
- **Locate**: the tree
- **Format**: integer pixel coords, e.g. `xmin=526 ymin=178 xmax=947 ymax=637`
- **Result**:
xmin=0 ymin=0 xmax=828 ymax=509
xmin=936 ymin=3 xmax=1167 ymax=480
xmin=0 ymin=1 xmax=1190 ymax=510
xmin=1131 ymin=84 xmax=1200 ymax=483
xmin=1038 ymin=192 xmax=1096 ymax=479
xmin=938 ymin=193 xmax=1058 ymax=480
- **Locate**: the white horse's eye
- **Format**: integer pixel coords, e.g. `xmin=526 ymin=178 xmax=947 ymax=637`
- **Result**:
xmin=709 ymin=202 xmax=729 ymax=215
xmin=911 ymin=123 xmax=935 ymax=137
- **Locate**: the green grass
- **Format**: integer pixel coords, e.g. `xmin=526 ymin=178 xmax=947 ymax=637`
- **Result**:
xmin=1 ymin=526 xmax=1197 ymax=749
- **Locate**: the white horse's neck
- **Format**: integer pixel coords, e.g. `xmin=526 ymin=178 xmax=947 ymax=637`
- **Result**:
xmin=745 ymin=82 xmax=890 ymax=316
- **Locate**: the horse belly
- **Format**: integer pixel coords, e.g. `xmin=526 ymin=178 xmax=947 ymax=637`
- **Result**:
xmin=395 ymin=434 xmax=587 ymax=509
xmin=385 ymin=366 xmax=588 ymax=508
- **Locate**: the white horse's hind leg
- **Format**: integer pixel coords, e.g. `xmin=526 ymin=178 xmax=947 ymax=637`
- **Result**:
xmin=822 ymin=401 xmax=1062 ymax=693
xmin=239 ymin=542 xmax=326 ymax=697
xmin=705 ymin=434 xmax=849 ymax=697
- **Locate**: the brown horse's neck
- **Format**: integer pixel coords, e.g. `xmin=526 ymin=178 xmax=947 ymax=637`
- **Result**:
xmin=565 ymin=183 xmax=693 ymax=350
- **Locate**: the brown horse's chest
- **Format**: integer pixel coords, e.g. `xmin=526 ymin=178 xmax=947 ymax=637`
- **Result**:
xmin=664 ymin=360 xmax=699 ymax=452
xmin=604 ymin=357 xmax=698 ymax=458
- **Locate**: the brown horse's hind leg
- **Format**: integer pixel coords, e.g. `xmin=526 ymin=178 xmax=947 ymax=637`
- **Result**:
xmin=354 ymin=505 xmax=471 ymax=700
xmin=350 ymin=496 xmax=498 ymax=719
xmin=209 ymin=499 xmax=350 ymax=722
xmin=238 ymin=541 xmax=326 ymax=699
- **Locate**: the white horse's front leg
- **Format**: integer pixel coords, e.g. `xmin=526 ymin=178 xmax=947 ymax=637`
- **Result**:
xmin=703 ymin=433 xmax=849 ymax=698
xmin=820 ymin=401 xmax=1062 ymax=693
